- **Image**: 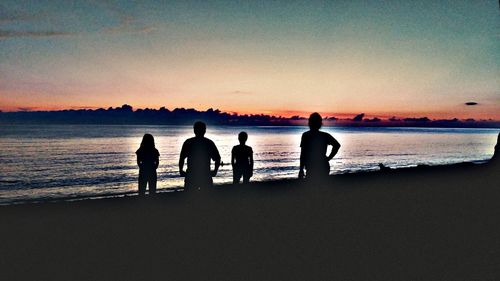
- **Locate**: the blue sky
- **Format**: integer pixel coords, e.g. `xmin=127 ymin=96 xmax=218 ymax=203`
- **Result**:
xmin=0 ymin=0 xmax=498 ymax=119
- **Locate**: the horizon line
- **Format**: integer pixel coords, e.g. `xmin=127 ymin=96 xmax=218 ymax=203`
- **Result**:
xmin=1 ymin=104 xmax=499 ymax=123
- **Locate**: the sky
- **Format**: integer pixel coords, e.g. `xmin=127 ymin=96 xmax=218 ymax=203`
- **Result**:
xmin=0 ymin=0 xmax=499 ymax=119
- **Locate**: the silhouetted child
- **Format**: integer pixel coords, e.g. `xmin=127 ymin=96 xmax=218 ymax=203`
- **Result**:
xmin=136 ymin=134 xmax=159 ymax=196
xmin=231 ymin=132 xmax=253 ymax=184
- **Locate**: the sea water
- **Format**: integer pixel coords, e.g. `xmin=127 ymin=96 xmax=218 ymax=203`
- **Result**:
xmin=0 ymin=125 xmax=497 ymax=204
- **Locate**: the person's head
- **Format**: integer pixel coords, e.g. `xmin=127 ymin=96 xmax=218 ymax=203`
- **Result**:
xmin=238 ymin=131 xmax=248 ymax=144
xmin=193 ymin=121 xmax=206 ymax=137
xmin=308 ymin=112 xmax=322 ymax=130
xmin=140 ymin=134 xmax=155 ymax=150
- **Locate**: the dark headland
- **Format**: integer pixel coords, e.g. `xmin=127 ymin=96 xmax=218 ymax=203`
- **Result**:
xmin=2 ymin=104 xmax=499 ymax=128
xmin=0 ymin=159 xmax=499 ymax=280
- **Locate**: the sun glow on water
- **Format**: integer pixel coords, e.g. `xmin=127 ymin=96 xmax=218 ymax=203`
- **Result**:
xmin=0 ymin=124 xmax=497 ymax=204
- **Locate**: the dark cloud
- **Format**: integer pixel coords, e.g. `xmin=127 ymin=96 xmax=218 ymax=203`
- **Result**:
xmin=364 ymin=117 xmax=381 ymax=122
xmin=0 ymin=29 xmax=75 ymax=39
xmin=352 ymin=113 xmax=365 ymax=122
xmin=0 ymin=5 xmax=75 ymax=39
xmin=465 ymin=102 xmax=478 ymax=106
xmin=68 ymin=106 xmax=102 ymax=110
xmin=0 ymin=3 xmax=154 ymax=40
xmin=435 ymin=118 xmax=459 ymax=123
xmin=403 ymin=117 xmax=430 ymax=122
xmin=96 ymin=1 xmax=156 ymax=35
xmin=0 ymin=5 xmax=27 ymax=22
xmin=17 ymin=107 xmax=37 ymax=111
xmin=103 ymin=24 xmax=156 ymax=34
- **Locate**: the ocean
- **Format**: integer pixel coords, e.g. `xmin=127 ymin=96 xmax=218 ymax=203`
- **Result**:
xmin=0 ymin=124 xmax=497 ymax=204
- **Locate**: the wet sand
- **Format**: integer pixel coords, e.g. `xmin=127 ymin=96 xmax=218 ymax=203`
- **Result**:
xmin=0 ymin=163 xmax=499 ymax=281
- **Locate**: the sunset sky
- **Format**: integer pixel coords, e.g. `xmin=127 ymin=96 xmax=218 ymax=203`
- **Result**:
xmin=0 ymin=0 xmax=499 ymax=119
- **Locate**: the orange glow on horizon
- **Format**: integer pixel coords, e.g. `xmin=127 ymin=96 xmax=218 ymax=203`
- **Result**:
xmin=1 ymin=103 xmax=498 ymax=121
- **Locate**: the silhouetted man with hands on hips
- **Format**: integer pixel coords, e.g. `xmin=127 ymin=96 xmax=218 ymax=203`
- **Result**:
xmin=179 ymin=121 xmax=221 ymax=191
xmin=299 ymin=112 xmax=341 ymax=180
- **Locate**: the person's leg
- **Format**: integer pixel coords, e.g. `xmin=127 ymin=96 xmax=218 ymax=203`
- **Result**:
xmin=196 ymin=172 xmax=213 ymax=189
xmin=205 ymin=176 xmax=213 ymax=188
xmin=322 ymin=161 xmax=331 ymax=178
xmin=184 ymin=175 xmax=192 ymax=191
xmin=138 ymin=171 xmax=146 ymax=196
xmin=233 ymin=168 xmax=242 ymax=184
xmin=305 ymin=166 xmax=319 ymax=181
xmin=149 ymin=172 xmax=157 ymax=194
xmin=241 ymin=168 xmax=249 ymax=184
xmin=306 ymin=162 xmax=330 ymax=182
xmin=243 ymin=173 xmax=250 ymax=184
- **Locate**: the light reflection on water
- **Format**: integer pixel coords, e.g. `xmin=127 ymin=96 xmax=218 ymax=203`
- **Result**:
xmin=0 ymin=125 xmax=498 ymax=204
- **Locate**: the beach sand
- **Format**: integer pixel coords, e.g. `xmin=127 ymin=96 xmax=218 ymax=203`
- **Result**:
xmin=0 ymin=163 xmax=499 ymax=280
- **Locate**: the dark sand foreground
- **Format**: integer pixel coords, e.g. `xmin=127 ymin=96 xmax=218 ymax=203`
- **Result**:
xmin=1 ymin=163 xmax=499 ymax=281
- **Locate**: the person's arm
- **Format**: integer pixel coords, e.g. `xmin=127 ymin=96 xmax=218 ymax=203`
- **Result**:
xmin=231 ymin=148 xmax=236 ymax=167
xmin=299 ymin=135 xmax=305 ymax=178
xmin=212 ymin=143 xmax=221 ymax=177
xmin=155 ymin=151 xmax=160 ymax=170
xmin=213 ymin=159 xmax=221 ymax=177
xmin=179 ymin=143 xmax=187 ymax=177
xmin=136 ymin=151 xmax=143 ymax=168
xmin=249 ymin=149 xmax=254 ymax=176
xmin=327 ymin=135 xmax=341 ymax=161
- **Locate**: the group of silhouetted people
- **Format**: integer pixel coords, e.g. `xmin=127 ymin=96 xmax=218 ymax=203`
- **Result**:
xmin=136 ymin=112 xmax=341 ymax=195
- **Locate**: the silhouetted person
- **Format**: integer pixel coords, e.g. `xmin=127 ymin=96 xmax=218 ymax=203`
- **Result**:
xmin=136 ymin=134 xmax=159 ymax=196
xmin=299 ymin=113 xmax=341 ymax=180
xmin=232 ymin=132 xmax=254 ymax=184
xmin=491 ymin=133 xmax=499 ymax=164
xmin=179 ymin=121 xmax=221 ymax=190
xmin=378 ymin=163 xmax=391 ymax=171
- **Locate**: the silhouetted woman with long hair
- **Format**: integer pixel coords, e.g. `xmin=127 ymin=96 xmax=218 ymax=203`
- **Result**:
xmin=136 ymin=134 xmax=160 ymax=196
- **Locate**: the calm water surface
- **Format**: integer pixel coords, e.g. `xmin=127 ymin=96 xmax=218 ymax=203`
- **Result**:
xmin=0 ymin=125 xmax=497 ymax=204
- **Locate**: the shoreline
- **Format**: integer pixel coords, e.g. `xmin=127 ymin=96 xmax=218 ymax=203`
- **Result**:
xmin=0 ymin=160 xmax=489 ymax=207
xmin=0 ymin=159 xmax=498 ymax=280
